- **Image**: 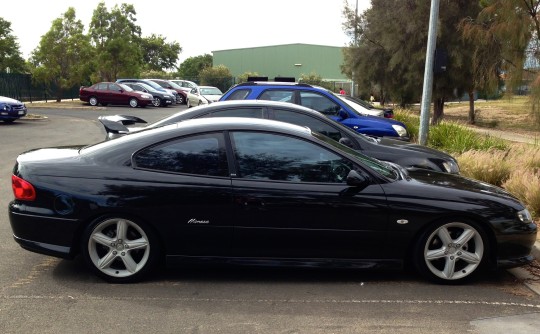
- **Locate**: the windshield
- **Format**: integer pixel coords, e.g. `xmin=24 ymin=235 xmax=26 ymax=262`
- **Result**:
xmin=201 ymin=87 xmax=222 ymax=95
xmin=335 ymin=94 xmax=373 ymax=116
xmin=312 ymin=131 xmax=397 ymax=180
xmin=143 ymin=80 xmax=163 ymax=90
xmin=166 ymin=81 xmax=182 ymax=89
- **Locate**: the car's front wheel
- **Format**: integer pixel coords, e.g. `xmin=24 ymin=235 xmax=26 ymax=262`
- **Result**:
xmin=177 ymin=95 xmax=185 ymax=104
xmin=81 ymin=216 xmax=160 ymax=283
xmin=152 ymin=97 xmax=162 ymax=107
xmin=129 ymin=98 xmax=138 ymax=108
xmin=413 ymin=220 xmax=487 ymax=284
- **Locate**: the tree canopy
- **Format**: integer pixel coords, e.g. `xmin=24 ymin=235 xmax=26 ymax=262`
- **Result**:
xmin=177 ymin=54 xmax=213 ymax=80
xmin=29 ymin=8 xmax=94 ymax=101
xmin=141 ymin=34 xmax=182 ymax=72
xmin=0 ymin=17 xmax=26 ymax=73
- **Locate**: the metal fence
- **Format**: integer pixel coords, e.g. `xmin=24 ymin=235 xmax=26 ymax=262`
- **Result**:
xmin=0 ymin=73 xmax=80 ymax=102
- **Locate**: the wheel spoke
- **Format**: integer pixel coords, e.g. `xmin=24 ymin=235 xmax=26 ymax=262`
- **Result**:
xmin=98 ymin=251 xmax=117 ymax=270
xmin=92 ymin=232 xmax=113 ymax=247
xmin=455 ymin=228 xmax=475 ymax=246
xmin=426 ymin=248 xmax=447 ymax=260
xmin=116 ymin=220 xmax=128 ymax=240
xmin=443 ymin=257 xmax=456 ymax=279
xmin=125 ymin=238 xmax=148 ymax=251
xmin=459 ymin=250 xmax=481 ymax=264
xmin=437 ymin=227 xmax=453 ymax=245
xmin=121 ymin=253 xmax=139 ymax=273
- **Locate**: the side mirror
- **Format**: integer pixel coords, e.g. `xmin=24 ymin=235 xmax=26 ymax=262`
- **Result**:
xmin=338 ymin=109 xmax=349 ymax=120
xmin=346 ymin=170 xmax=370 ymax=187
xmin=338 ymin=137 xmax=354 ymax=148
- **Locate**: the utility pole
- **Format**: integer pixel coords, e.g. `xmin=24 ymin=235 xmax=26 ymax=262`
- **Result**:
xmin=351 ymin=0 xmax=358 ymax=97
xmin=418 ymin=0 xmax=440 ymax=146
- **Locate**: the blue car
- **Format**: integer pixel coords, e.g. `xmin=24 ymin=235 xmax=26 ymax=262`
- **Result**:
xmin=220 ymin=82 xmax=409 ymax=140
xmin=0 ymin=96 xmax=27 ymax=123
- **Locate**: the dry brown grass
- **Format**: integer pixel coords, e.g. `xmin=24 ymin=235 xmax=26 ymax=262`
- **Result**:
xmin=457 ymin=149 xmax=512 ymax=186
xmin=503 ymin=169 xmax=540 ymax=219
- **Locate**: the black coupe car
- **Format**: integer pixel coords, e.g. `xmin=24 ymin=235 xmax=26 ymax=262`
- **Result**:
xmin=9 ymin=118 xmax=536 ymax=283
xmin=99 ymin=100 xmax=460 ymax=174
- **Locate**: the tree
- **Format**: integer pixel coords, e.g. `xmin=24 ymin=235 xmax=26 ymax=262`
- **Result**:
xmin=237 ymin=71 xmax=260 ymax=84
xmin=0 ymin=18 xmax=27 ymax=73
xmin=299 ymin=72 xmax=333 ymax=90
xmin=461 ymin=0 xmax=540 ymax=125
xmin=341 ymin=0 xmax=481 ymax=124
xmin=141 ymin=34 xmax=182 ymax=72
xmin=199 ymin=65 xmax=233 ymax=91
xmin=29 ymin=8 xmax=94 ymax=101
xmin=89 ymin=2 xmax=142 ymax=81
xmin=177 ymin=54 xmax=213 ymax=79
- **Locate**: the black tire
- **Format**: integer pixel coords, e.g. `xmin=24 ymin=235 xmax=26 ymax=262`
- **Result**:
xmin=413 ymin=219 xmax=488 ymax=284
xmin=152 ymin=97 xmax=162 ymax=107
xmin=129 ymin=98 xmax=138 ymax=108
xmin=81 ymin=215 xmax=160 ymax=283
xmin=89 ymin=96 xmax=98 ymax=106
xmin=177 ymin=95 xmax=184 ymax=104
xmin=101 ymin=103 xmax=108 ymax=106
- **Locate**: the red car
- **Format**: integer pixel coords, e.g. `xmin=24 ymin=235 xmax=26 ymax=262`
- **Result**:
xmin=148 ymin=79 xmax=189 ymax=104
xmin=79 ymin=82 xmax=154 ymax=108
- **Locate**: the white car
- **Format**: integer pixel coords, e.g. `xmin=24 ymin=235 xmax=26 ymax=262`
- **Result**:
xmin=336 ymin=94 xmax=385 ymax=117
xmin=186 ymin=86 xmax=223 ymax=107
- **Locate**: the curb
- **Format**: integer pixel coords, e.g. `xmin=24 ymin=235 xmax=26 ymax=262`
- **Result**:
xmin=507 ymin=241 xmax=540 ymax=296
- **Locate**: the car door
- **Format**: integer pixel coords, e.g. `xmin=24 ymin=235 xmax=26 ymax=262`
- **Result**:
xmin=228 ymin=130 xmax=389 ymax=259
xmin=132 ymin=132 xmax=234 ymax=256
xmin=108 ymin=83 xmax=125 ymax=105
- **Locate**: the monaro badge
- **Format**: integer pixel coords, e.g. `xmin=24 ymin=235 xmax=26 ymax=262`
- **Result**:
xmin=397 ymin=219 xmax=409 ymax=225
xmin=188 ymin=218 xmax=210 ymax=224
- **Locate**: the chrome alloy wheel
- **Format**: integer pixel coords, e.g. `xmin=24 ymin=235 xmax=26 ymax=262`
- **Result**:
xmin=423 ymin=222 xmax=484 ymax=281
xmin=88 ymin=218 xmax=150 ymax=279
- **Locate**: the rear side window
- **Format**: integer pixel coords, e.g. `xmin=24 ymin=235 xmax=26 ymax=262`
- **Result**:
xmin=134 ymin=133 xmax=228 ymax=177
xmin=226 ymin=89 xmax=251 ymax=100
xmin=259 ymin=90 xmax=294 ymax=103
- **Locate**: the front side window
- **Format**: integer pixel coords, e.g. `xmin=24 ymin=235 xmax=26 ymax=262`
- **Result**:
xmin=273 ymin=109 xmax=345 ymax=142
xmin=231 ymin=131 xmax=356 ymax=183
xmin=109 ymin=84 xmax=122 ymax=92
xmin=298 ymin=91 xmax=341 ymax=115
xmin=134 ymin=133 xmax=228 ymax=177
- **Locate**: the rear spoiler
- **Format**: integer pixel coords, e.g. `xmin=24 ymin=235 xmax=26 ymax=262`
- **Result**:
xmin=98 ymin=115 xmax=147 ymax=139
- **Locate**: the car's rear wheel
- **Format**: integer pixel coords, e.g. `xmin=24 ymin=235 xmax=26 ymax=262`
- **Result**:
xmin=413 ymin=220 xmax=487 ymax=284
xmin=89 ymin=96 xmax=98 ymax=106
xmin=152 ymin=97 xmax=162 ymax=107
xmin=82 ymin=216 xmax=159 ymax=283
xmin=129 ymin=98 xmax=138 ymax=108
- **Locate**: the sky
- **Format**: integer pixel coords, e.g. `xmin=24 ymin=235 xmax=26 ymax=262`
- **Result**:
xmin=2 ymin=0 xmax=371 ymax=64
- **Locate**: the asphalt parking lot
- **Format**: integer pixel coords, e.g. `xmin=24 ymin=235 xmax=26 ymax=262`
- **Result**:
xmin=1 ymin=103 xmax=540 ymax=333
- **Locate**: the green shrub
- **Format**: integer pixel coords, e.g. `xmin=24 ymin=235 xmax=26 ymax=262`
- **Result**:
xmin=393 ymin=109 xmax=419 ymax=142
xmin=428 ymin=122 xmax=508 ymax=154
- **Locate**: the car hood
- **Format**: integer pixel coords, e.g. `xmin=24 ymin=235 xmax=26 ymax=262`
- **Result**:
xmin=404 ymin=168 xmax=521 ymax=206
xmin=378 ymin=137 xmax=454 ymax=160
xmin=0 ymin=96 xmax=24 ymax=105
xmin=202 ymin=94 xmax=222 ymax=102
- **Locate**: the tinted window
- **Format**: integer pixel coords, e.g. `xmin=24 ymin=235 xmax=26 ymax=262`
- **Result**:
xmin=259 ymin=90 xmax=294 ymax=103
xmin=207 ymin=108 xmax=264 ymax=118
xmin=299 ymin=91 xmax=340 ymax=115
xmin=232 ymin=131 xmax=355 ymax=183
xmin=109 ymin=84 xmax=122 ymax=92
xmin=273 ymin=109 xmax=344 ymax=142
xmin=96 ymin=83 xmax=108 ymax=90
xmin=226 ymin=89 xmax=251 ymax=100
xmin=134 ymin=133 xmax=228 ymax=177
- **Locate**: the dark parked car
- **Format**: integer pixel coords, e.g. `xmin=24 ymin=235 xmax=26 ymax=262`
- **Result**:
xmin=99 ymin=100 xmax=459 ymax=174
xmin=79 ymin=82 xmax=153 ymax=108
xmin=0 ymin=96 xmax=27 ymax=123
xmin=116 ymin=79 xmax=179 ymax=104
xmin=220 ymin=82 xmax=409 ymax=140
xmin=123 ymin=82 xmax=174 ymax=107
xmin=149 ymin=79 xmax=188 ymax=104
xmin=10 ymin=117 xmax=536 ymax=283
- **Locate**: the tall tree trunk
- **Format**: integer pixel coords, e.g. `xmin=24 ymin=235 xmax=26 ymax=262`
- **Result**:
xmin=431 ymin=97 xmax=445 ymax=125
xmin=467 ymin=89 xmax=475 ymax=124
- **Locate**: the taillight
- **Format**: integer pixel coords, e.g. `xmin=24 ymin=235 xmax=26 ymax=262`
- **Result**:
xmin=12 ymin=175 xmax=36 ymax=201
